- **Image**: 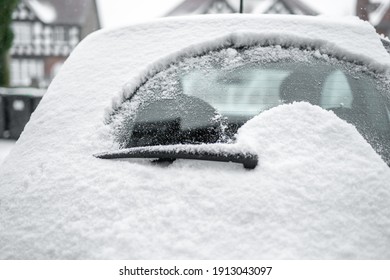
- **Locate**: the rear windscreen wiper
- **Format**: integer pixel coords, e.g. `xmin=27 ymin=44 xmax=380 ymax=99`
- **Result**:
xmin=94 ymin=144 xmax=258 ymax=169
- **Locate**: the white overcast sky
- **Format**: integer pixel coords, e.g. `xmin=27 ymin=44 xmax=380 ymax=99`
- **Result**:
xmin=97 ymin=0 xmax=356 ymax=28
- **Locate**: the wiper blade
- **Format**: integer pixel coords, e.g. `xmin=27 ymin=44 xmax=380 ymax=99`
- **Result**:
xmin=94 ymin=144 xmax=258 ymax=169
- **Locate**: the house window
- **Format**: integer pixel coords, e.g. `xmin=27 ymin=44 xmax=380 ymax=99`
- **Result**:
xmin=13 ymin=22 xmax=32 ymax=45
xmin=10 ymin=60 xmax=21 ymax=85
xmin=20 ymin=59 xmax=30 ymax=85
xmin=54 ymin=27 xmax=66 ymax=43
xmin=69 ymin=27 xmax=80 ymax=47
xmin=43 ymin=26 xmax=53 ymax=46
xmin=33 ymin=22 xmax=43 ymax=45
xmin=10 ymin=59 xmax=44 ymax=87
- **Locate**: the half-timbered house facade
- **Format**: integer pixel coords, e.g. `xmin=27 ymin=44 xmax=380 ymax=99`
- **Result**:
xmin=166 ymin=0 xmax=318 ymax=17
xmin=10 ymin=0 xmax=100 ymax=88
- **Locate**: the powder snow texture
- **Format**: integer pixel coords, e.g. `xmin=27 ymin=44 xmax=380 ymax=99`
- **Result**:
xmin=1 ymin=15 xmax=390 ymax=259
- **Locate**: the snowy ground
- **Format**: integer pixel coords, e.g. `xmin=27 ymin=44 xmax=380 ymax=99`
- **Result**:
xmin=0 ymin=139 xmax=16 ymax=167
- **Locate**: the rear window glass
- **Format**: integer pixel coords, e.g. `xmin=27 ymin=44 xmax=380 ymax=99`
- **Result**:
xmin=108 ymin=45 xmax=390 ymax=165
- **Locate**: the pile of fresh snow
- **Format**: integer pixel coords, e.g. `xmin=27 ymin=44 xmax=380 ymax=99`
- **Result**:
xmin=1 ymin=15 xmax=390 ymax=259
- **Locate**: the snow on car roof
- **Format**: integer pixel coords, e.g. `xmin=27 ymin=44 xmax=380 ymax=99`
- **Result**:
xmin=1 ymin=14 xmax=390 ymax=259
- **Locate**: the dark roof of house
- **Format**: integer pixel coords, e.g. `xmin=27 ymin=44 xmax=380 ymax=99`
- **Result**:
xmin=283 ymin=0 xmax=318 ymax=16
xmin=166 ymin=0 xmax=318 ymax=17
xmin=166 ymin=0 xmax=229 ymax=16
xmin=25 ymin=0 xmax=98 ymax=25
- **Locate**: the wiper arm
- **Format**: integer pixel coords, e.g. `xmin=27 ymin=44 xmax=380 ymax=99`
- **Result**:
xmin=94 ymin=144 xmax=258 ymax=169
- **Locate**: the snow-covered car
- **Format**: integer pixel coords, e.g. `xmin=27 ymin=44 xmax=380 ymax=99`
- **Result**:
xmin=1 ymin=15 xmax=390 ymax=259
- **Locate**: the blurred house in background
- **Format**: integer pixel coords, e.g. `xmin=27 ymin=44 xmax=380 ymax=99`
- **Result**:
xmin=9 ymin=0 xmax=100 ymax=88
xmin=166 ymin=0 xmax=318 ymax=16
xmin=167 ymin=0 xmax=390 ymax=37
xmin=356 ymin=0 xmax=390 ymax=37
xmin=0 ymin=0 xmax=100 ymax=140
